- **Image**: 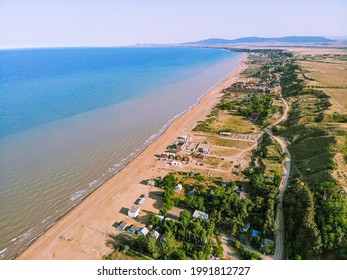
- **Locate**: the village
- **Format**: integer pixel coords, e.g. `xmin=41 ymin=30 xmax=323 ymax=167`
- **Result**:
xmin=106 ymin=50 xmax=290 ymax=260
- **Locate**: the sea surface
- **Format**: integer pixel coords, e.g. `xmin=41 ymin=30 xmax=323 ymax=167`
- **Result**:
xmin=0 ymin=47 xmax=241 ymax=259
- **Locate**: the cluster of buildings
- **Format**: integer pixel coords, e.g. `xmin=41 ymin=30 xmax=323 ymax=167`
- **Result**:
xmin=222 ymin=81 xmax=280 ymax=99
xmin=159 ymin=135 xmax=213 ymax=167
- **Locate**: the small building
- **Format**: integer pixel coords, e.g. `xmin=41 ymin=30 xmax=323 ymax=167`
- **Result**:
xmin=138 ymin=197 xmax=146 ymax=205
xmin=171 ymin=161 xmax=182 ymax=167
xmin=147 ymin=179 xmax=156 ymax=186
xmin=116 ymin=221 xmax=128 ymax=231
xmin=138 ymin=227 xmax=149 ymax=237
xmin=174 ymin=184 xmax=183 ymax=193
xmin=249 ymin=113 xmax=260 ymax=122
xmin=153 ymin=191 xmax=164 ymax=196
xmin=220 ymin=132 xmax=231 ymax=136
xmin=252 ymin=230 xmax=261 ymax=238
xmin=241 ymin=223 xmax=251 ymax=233
xmin=156 ymin=215 xmax=165 ymax=223
xmin=127 ymin=224 xmax=138 ymax=234
xmin=192 ymin=210 xmax=209 ymax=221
xmin=262 ymin=238 xmax=275 ymax=248
xmin=128 ymin=205 xmax=140 ymax=218
xmin=151 ymin=230 xmax=160 ymax=240
xmin=160 ymin=235 xmax=167 ymax=243
xmin=178 ymin=135 xmax=188 ymax=141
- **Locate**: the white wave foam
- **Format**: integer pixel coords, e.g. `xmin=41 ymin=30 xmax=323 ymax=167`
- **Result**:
xmin=41 ymin=215 xmax=51 ymax=224
xmin=88 ymin=179 xmax=100 ymax=188
xmin=0 ymin=248 xmax=7 ymax=254
xmin=11 ymin=228 xmax=34 ymax=243
xmin=70 ymin=190 xmax=86 ymax=201
xmin=0 ymin=248 xmax=7 ymax=258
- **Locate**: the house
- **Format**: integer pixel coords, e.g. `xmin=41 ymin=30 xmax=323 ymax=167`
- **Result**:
xmin=188 ymin=188 xmax=196 ymax=195
xmin=241 ymin=223 xmax=251 ymax=233
xmin=127 ymin=224 xmax=138 ymax=234
xmin=138 ymin=197 xmax=146 ymax=205
xmin=174 ymin=184 xmax=183 ymax=193
xmin=128 ymin=205 xmax=140 ymax=218
xmin=171 ymin=161 xmax=182 ymax=167
xmin=249 ymin=113 xmax=260 ymax=122
xmin=262 ymin=238 xmax=275 ymax=248
xmin=160 ymin=235 xmax=167 ymax=242
xmin=150 ymin=230 xmax=160 ymax=240
xmin=192 ymin=210 xmax=209 ymax=221
xmin=147 ymin=179 xmax=156 ymax=186
xmin=138 ymin=227 xmax=149 ymax=237
xmin=116 ymin=221 xmax=128 ymax=231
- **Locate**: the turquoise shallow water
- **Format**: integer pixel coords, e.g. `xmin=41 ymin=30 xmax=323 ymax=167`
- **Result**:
xmin=0 ymin=47 xmax=241 ymax=259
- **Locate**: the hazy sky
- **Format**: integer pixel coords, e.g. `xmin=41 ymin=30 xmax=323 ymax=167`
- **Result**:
xmin=1 ymin=0 xmax=346 ymax=49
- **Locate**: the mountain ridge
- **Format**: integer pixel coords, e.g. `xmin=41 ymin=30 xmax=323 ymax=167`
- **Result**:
xmin=184 ymin=36 xmax=335 ymax=45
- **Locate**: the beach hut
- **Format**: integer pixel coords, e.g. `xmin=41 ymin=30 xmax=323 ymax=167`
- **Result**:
xmin=138 ymin=227 xmax=149 ymax=237
xmin=174 ymin=184 xmax=183 ymax=193
xmin=116 ymin=221 xmax=128 ymax=231
xmin=128 ymin=205 xmax=140 ymax=218
xmin=127 ymin=224 xmax=138 ymax=234
xmin=192 ymin=210 xmax=209 ymax=221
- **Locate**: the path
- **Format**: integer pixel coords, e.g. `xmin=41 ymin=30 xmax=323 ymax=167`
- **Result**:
xmin=268 ymin=94 xmax=291 ymax=260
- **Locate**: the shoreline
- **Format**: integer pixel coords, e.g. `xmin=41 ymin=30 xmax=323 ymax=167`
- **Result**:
xmin=17 ymin=53 xmax=248 ymax=260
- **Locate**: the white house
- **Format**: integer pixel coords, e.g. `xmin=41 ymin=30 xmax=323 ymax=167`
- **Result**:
xmin=151 ymin=230 xmax=160 ymax=240
xmin=128 ymin=205 xmax=140 ymax=218
xmin=171 ymin=161 xmax=182 ymax=167
xmin=192 ymin=210 xmax=209 ymax=221
xmin=174 ymin=184 xmax=183 ymax=193
xmin=138 ymin=227 xmax=149 ymax=237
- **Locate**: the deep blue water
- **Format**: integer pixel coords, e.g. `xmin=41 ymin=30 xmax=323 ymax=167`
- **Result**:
xmin=0 ymin=47 xmax=237 ymax=137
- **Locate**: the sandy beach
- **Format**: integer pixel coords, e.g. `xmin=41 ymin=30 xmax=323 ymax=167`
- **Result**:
xmin=18 ymin=53 xmax=248 ymax=260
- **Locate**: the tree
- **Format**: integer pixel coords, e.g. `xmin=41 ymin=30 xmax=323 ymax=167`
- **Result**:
xmin=149 ymin=214 xmax=161 ymax=227
xmin=147 ymin=237 xmax=160 ymax=259
xmin=178 ymin=210 xmax=191 ymax=225
xmin=284 ymin=181 xmax=322 ymax=259
xmin=212 ymin=245 xmax=223 ymax=258
xmin=160 ymin=232 xmax=176 ymax=259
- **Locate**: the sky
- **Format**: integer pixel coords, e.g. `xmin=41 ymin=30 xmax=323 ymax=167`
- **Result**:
xmin=0 ymin=0 xmax=346 ymax=49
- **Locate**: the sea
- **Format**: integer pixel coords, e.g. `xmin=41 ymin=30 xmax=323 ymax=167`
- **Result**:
xmin=0 ymin=47 xmax=241 ymax=259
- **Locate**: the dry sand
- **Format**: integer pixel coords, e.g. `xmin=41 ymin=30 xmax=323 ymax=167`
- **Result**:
xmin=18 ymin=54 xmax=248 ymax=260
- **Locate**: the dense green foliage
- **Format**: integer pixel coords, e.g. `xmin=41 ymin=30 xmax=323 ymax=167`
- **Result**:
xmin=284 ymin=181 xmax=322 ymax=259
xmin=278 ymin=55 xmax=347 ymax=259
xmin=234 ymin=241 xmax=262 ymax=260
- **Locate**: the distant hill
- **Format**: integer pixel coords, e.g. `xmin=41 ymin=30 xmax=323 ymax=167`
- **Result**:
xmin=185 ymin=36 xmax=335 ymax=45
